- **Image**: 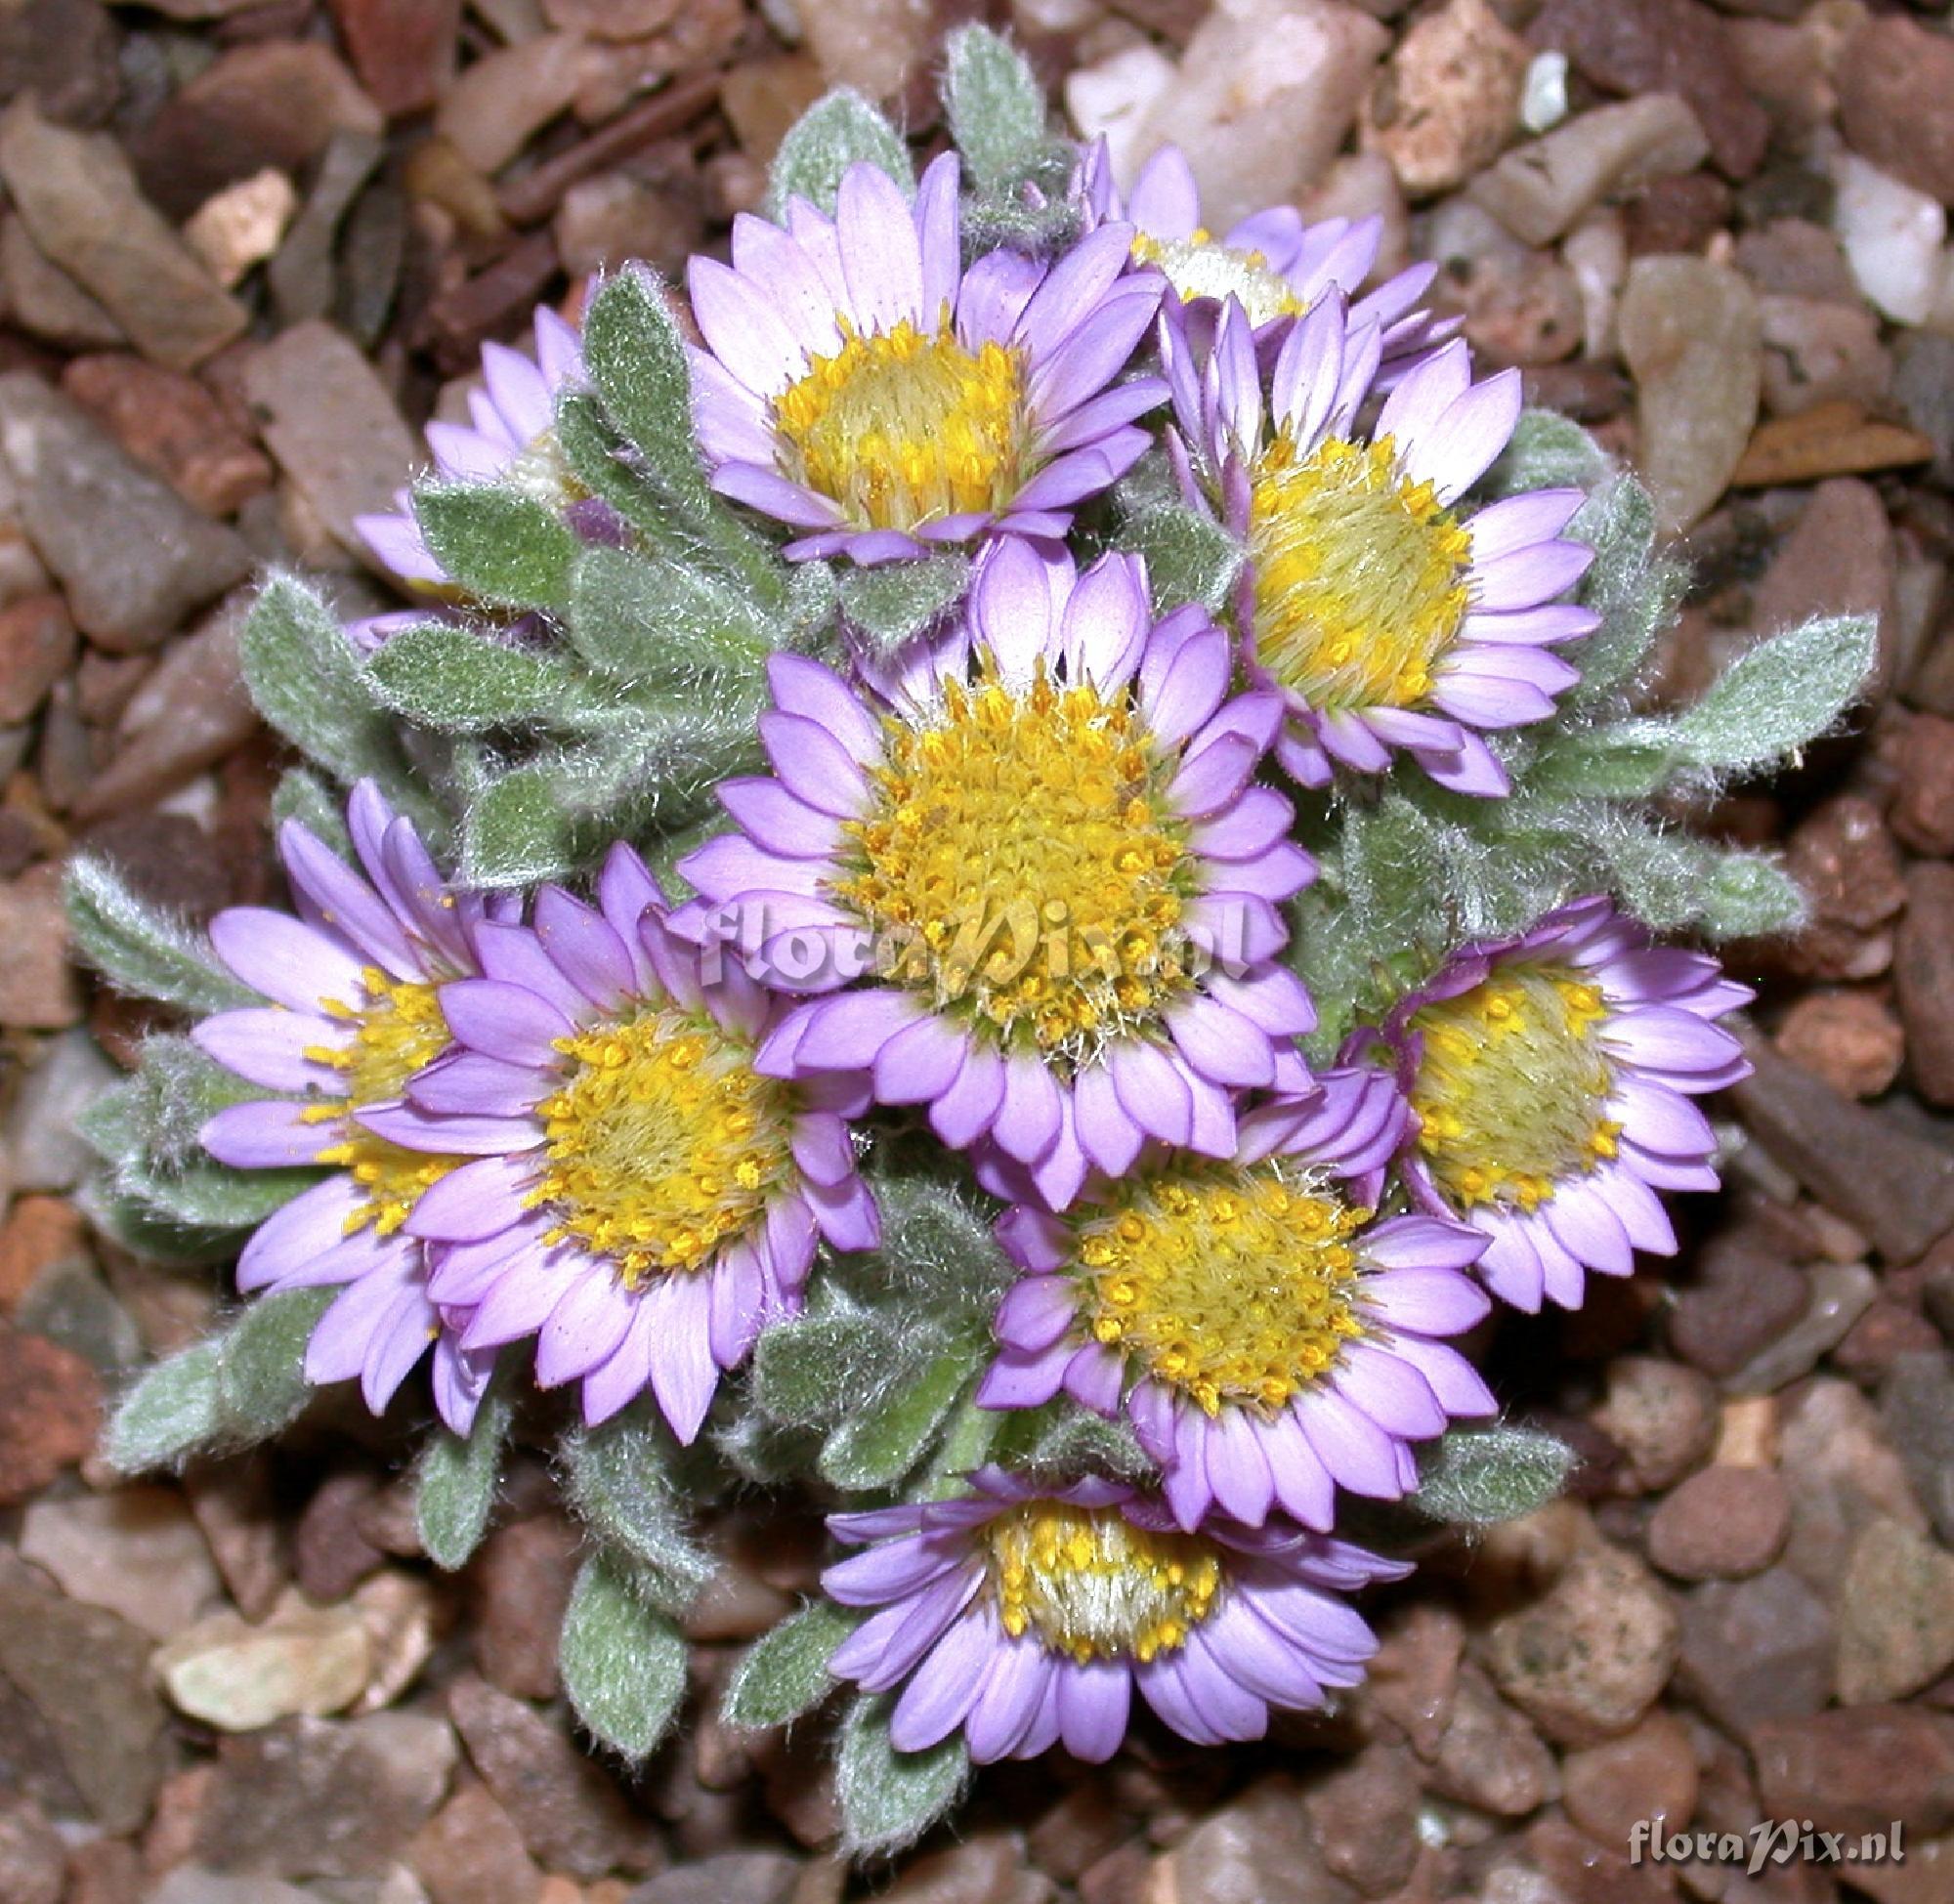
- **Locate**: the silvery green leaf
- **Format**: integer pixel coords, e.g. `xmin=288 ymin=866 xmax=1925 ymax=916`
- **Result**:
xmin=416 ymin=1387 xmax=512 ymax=1571
xmin=752 ymin=1302 xmax=912 ymax=1429
xmin=819 ymin=1343 xmax=976 ymax=1491
xmin=862 ymin=1176 xmax=1014 ymax=1316
xmin=721 ymin=1600 xmax=858 ymax=1731
xmin=364 ymin=622 xmax=589 ymax=732
xmin=565 ymin=1409 xmax=715 ymax=1616
xmin=117 ymin=1156 xmax=316 ymax=1231
xmin=64 ymin=856 xmax=256 ymax=1015
xmin=1670 ymin=613 xmax=1878 ymax=776
xmin=837 ymin=1692 xmax=969 ymax=1858
xmin=82 ymin=1183 xmax=243 ymax=1266
xmin=839 ymin=554 xmax=969 ymax=657
xmin=1412 ymin=1422 xmax=1575 ymax=1526
xmin=1603 ymin=823 xmax=1806 ymax=941
xmin=942 ymin=23 xmax=1047 ymax=191
xmin=1120 ymin=503 xmax=1244 ymax=614
xmin=459 ymin=762 xmax=580 ymax=887
xmin=238 ymin=575 xmax=431 ymax=816
xmin=569 ymin=543 xmax=770 ymax=683
xmin=1521 ymin=725 xmax=1677 ymax=800
xmin=561 ymin=1553 xmax=689 ymax=1761
xmin=270 ymin=766 xmax=353 ymax=855
xmin=1488 ymin=409 xmax=1612 ymax=495
xmin=767 ymin=90 xmax=913 ymax=220
xmin=103 ymin=1338 xmax=225 ymax=1473
xmin=997 ymin=1399 xmax=1152 ymax=1487
xmin=1563 ymin=477 xmax=1683 ymax=710
xmin=411 ymin=486 xmax=581 ymax=614
xmin=578 ymin=269 xmax=713 ymax=519
xmin=217 ymin=1287 xmax=335 ymax=1433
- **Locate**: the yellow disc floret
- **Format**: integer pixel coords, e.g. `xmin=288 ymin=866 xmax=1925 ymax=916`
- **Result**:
xmin=831 ymin=655 xmax=1196 ymax=1062
xmin=985 ymin=1500 xmax=1223 ymax=1664
xmin=1130 ymin=229 xmax=1310 ymax=328
xmin=1410 ymin=964 xmax=1620 ymax=1213
xmin=1249 ymin=433 xmax=1471 ymax=713
xmin=307 ymin=968 xmax=462 ymax=1237
xmin=1074 ymin=1162 xmax=1371 ymax=1417
xmin=773 ymin=315 xmax=1028 ymax=532
xmin=531 ymin=1005 xmax=794 ymax=1287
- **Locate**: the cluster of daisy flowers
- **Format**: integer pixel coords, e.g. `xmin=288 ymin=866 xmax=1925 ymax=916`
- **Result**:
xmin=82 ymin=38 xmax=1836 ymax=1834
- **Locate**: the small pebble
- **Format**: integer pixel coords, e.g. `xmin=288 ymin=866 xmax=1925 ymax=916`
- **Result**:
xmin=1774 ymin=990 xmax=1904 ymax=1099
xmin=1646 ymin=1463 xmax=1791 ymax=1581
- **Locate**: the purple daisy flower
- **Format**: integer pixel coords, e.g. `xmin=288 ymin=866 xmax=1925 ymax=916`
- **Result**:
xmin=821 ymin=1465 xmax=1408 ymax=1762
xmin=686 ymin=153 xmax=1168 ymax=564
xmin=976 ymin=1069 xmax=1494 ymax=1532
xmin=672 ymin=539 xmax=1319 ymax=1212
xmin=362 ymin=844 xmax=879 ymax=1439
xmin=1170 ymin=295 xmax=1599 ymax=797
xmin=355 ymin=304 xmax=589 ymax=589
xmin=1368 ymin=896 xmax=1752 ymax=1314
xmin=1080 ymin=139 xmax=1441 ymax=356
xmin=192 ymin=782 xmax=505 ymax=1433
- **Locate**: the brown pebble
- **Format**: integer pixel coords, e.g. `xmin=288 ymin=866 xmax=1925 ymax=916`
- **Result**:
xmin=1896 ymin=863 xmax=1954 ymax=1109
xmin=1593 ymin=1356 xmax=1720 ymax=1490
xmin=1732 ymin=400 xmax=1935 ymax=488
xmin=1782 ymin=793 xmax=1907 ymax=982
xmin=0 ymin=1195 xmax=88 ymax=1314
xmin=1302 ymin=1741 xmax=1421 ymax=1895
xmin=1773 ymin=990 xmax=1905 ymax=1100
xmin=473 ymin=1513 xmax=578 ymax=1702
xmin=1561 ymin=1710 xmax=1698 ymax=1850
xmin=1891 ymin=713 xmax=1954 ymax=858
xmin=1676 ymin=1565 xmax=1835 ymax=1734
xmin=1646 ymin=1463 xmax=1791 ymax=1580
xmin=0 ymin=593 xmax=74 ymax=726
xmin=61 ymin=354 xmax=271 ymax=518
xmin=408 ymin=1779 xmax=544 ymax=1904
xmin=1753 ymin=1705 xmax=1954 ymax=1838
xmin=1837 ymin=13 xmax=1954 ymax=209
xmin=0 ymin=1322 xmax=101 ymax=1503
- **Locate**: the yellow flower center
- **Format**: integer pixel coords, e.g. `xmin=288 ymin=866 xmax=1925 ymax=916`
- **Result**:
xmin=985 ymin=1500 xmax=1223 ymax=1664
xmin=772 ymin=315 xmax=1028 ymax=533
xmin=831 ymin=656 xmax=1196 ymax=1062
xmin=1249 ymin=434 xmax=1471 ymax=714
xmin=1130 ymin=228 xmax=1309 ymax=327
xmin=1410 ymin=965 xmax=1621 ymax=1213
xmin=1075 ymin=1162 xmax=1370 ymax=1417
xmin=531 ymin=1005 xmax=794 ymax=1286
xmin=306 ymin=969 xmax=462 ymax=1237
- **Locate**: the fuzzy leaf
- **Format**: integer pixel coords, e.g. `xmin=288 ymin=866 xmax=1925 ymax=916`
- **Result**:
xmin=837 ymin=1692 xmax=969 ymax=1858
xmin=819 ymin=1343 xmax=975 ymax=1491
xmin=411 ymin=486 xmax=580 ymax=613
xmin=270 ymin=767 xmax=353 ymax=855
xmin=364 ymin=622 xmax=587 ymax=731
xmin=561 ymin=1553 xmax=689 ymax=1761
xmin=1121 ymin=504 xmax=1243 ymax=615
xmin=565 ymin=1410 xmax=716 ymax=1615
xmin=568 ymin=543 xmax=770 ymax=682
xmin=118 ymin=1157 xmax=316 ymax=1231
xmin=1564 ymin=477 xmax=1682 ymax=709
xmin=217 ymin=1287 xmax=335 ymax=1433
xmin=64 ymin=857 xmax=256 ymax=1015
xmin=460 ymin=762 xmax=579 ymax=887
xmin=1412 ymin=1422 xmax=1576 ymax=1526
xmin=1670 ymin=614 xmax=1877 ymax=775
xmin=103 ymin=1338 xmax=225 ymax=1473
xmin=942 ymin=24 xmax=1047 ymax=191
xmin=416 ymin=1388 xmax=512 ymax=1571
xmin=768 ymin=89 xmax=913 ymax=219
xmin=752 ymin=1304 xmax=912 ymax=1429
xmin=1522 ymin=727 xmax=1676 ymax=800
xmin=84 ymin=1184 xmax=246 ymax=1267
xmin=999 ymin=1400 xmax=1153 ymax=1487
xmin=840 ymin=555 xmax=969 ymax=656
xmin=722 ymin=1599 xmax=858 ymax=1730
xmin=1489 ymin=409 xmax=1611 ymax=495
xmin=578 ymin=269 xmax=713 ymax=518
xmin=862 ymin=1176 xmax=1013 ymax=1316
xmin=1606 ymin=825 xmax=1806 ymax=941
xmin=238 ymin=575 xmax=424 ymax=797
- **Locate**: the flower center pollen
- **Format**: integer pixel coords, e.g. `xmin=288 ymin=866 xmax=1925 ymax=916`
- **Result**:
xmin=1128 ymin=230 xmax=1309 ymax=327
xmin=532 ymin=1006 xmax=794 ymax=1286
xmin=832 ymin=656 xmax=1196 ymax=1061
xmin=1075 ymin=1164 xmax=1370 ymax=1416
xmin=1249 ymin=434 xmax=1471 ymax=713
xmin=773 ymin=315 xmax=1027 ymax=533
xmin=985 ymin=1501 xmax=1222 ymax=1663
xmin=1410 ymin=965 xmax=1620 ymax=1212
xmin=307 ymin=970 xmax=460 ymax=1237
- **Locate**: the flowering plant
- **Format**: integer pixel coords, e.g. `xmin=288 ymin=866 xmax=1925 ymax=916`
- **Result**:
xmin=68 ymin=30 xmax=1874 ymax=1858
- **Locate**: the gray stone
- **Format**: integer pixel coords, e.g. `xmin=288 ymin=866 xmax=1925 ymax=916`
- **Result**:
xmin=0 ymin=374 xmax=251 ymax=653
xmin=0 ymin=1546 xmax=169 ymax=1833
xmin=6 ymin=1028 xmax=118 ymax=1192
xmin=0 ymin=214 xmax=123 ymax=350
xmin=1723 ymin=1261 xmax=1879 ymax=1396
xmin=1676 ymin=1565 xmax=1834 ymax=1735
xmin=1881 ymin=1350 xmax=1954 ymax=1546
xmin=1835 ymin=1515 xmax=1954 ymax=1704
xmin=20 ymin=1486 xmax=223 ymax=1639
xmin=0 ymin=99 xmax=246 ymax=371
xmin=1152 ymin=1774 xmax=1360 ymax=1903
xmin=627 ymin=1852 xmax=799 ymax=1904
xmin=150 ymin=1869 xmax=315 ymax=1904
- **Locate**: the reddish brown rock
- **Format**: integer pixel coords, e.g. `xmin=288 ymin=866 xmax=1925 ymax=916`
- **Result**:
xmin=1837 ymin=14 xmax=1954 ymax=209
xmin=1782 ymin=794 xmax=1908 ymax=982
xmin=1751 ymin=476 xmax=1895 ymax=695
xmin=0 ymin=1195 xmax=87 ymax=1313
xmin=1835 ymin=1516 xmax=1954 ymax=1705
xmin=1773 ymin=990 xmax=1905 ymax=1100
xmin=1592 ymin=1357 xmax=1720 ymax=1489
xmin=409 ymin=1780 xmax=544 ymax=1904
xmin=325 ymin=0 xmax=461 ymax=118
xmin=1302 ymin=1742 xmax=1421 ymax=1895
xmin=1891 ymin=713 xmax=1954 ymax=858
xmin=0 ymin=1792 xmax=64 ymax=1904
xmin=1753 ymin=1706 xmax=1954 ymax=1837
xmin=1423 ymin=1663 xmax=1558 ymax=1815
xmin=1667 ymin=1232 xmax=1809 ymax=1380
xmin=61 ymin=355 xmax=270 ymax=518
xmin=0 ymin=863 xmax=82 ymax=1030
xmin=1530 ymin=0 xmax=1768 ymax=179
xmin=1358 ymin=1601 xmax=1463 ymax=1758
xmin=1676 ymin=1565 xmax=1835 ymax=1735
xmin=0 ymin=591 xmax=74 ymax=724
xmin=1561 ymin=1710 xmax=1698 ymax=1849
xmin=294 ymin=1472 xmax=389 ymax=1605
xmin=473 ymin=1514 xmax=579 ymax=1702
xmin=1896 ymin=863 xmax=1954 ymax=1108
xmin=1646 ymin=1464 xmax=1791 ymax=1581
